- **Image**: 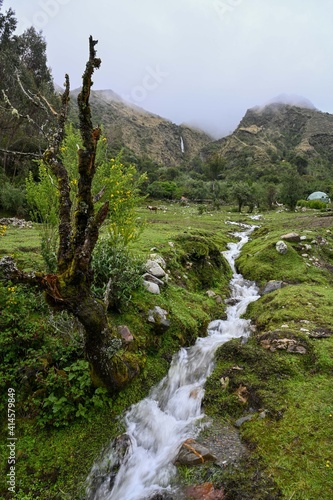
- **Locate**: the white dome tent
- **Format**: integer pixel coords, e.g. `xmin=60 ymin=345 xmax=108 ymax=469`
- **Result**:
xmin=307 ymin=191 xmax=331 ymax=203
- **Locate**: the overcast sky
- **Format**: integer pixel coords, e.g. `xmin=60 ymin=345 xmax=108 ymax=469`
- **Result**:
xmin=3 ymin=0 xmax=333 ymax=138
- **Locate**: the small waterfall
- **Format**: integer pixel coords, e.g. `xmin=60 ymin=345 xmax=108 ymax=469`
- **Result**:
xmin=87 ymin=223 xmax=260 ymax=500
xmin=180 ymin=136 xmax=185 ymax=153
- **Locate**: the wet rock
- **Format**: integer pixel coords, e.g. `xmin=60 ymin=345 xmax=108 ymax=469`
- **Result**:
xmin=145 ymin=259 xmax=166 ymax=278
xmin=184 ymin=482 xmax=225 ymax=499
xmin=276 ymin=240 xmax=288 ymax=254
xmin=150 ymin=494 xmax=175 ymax=500
xmin=175 ymin=438 xmax=217 ymax=465
xmin=87 ymin=434 xmax=132 ymax=497
xmin=148 ymin=306 xmax=170 ymax=332
xmin=281 ymin=232 xmax=301 ymax=242
xmin=143 ymin=281 xmax=160 ymax=294
xmin=206 ymin=290 xmax=216 ymax=298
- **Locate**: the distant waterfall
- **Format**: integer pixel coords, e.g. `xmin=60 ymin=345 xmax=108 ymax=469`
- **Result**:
xmin=180 ymin=136 xmax=185 ymax=153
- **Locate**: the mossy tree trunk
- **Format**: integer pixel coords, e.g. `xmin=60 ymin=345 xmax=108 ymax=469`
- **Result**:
xmin=0 ymin=37 xmax=139 ymax=391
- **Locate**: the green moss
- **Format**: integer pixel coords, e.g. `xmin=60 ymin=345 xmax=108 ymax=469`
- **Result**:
xmin=236 ymin=226 xmax=330 ymax=286
xmin=246 ymin=284 xmax=333 ymax=331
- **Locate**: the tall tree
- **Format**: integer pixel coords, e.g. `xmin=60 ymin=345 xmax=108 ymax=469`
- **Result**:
xmin=0 ymin=37 xmax=140 ymax=391
xmin=0 ymin=5 xmax=55 ymax=178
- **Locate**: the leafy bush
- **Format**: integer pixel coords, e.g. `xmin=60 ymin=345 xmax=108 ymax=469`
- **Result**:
xmin=0 ymin=182 xmax=26 ymax=215
xmin=0 ymin=283 xmax=110 ymax=427
xmin=92 ymin=236 xmax=144 ymax=311
xmin=297 ymin=199 xmax=328 ymax=210
xmin=35 ymin=359 xmax=110 ymax=427
xmin=147 ymin=180 xmax=181 ymax=199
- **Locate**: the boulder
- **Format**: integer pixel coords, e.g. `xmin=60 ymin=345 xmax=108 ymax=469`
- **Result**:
xmin=142 ymin=273 xmax=165 ymax=287
xmin=147 ymin=306 xmax=170 ymax=332
xmin=143 ymin=281 xmax=160 ymax=294
xmin=281 ymin=232 xmax=301 ymax=242
xmin=175 ymin=438 xmax=217 ymax=465
xmin=261 ymin=280 xmax=286 ymax=295
xmin=149 ymin=254 xmax=166 ymax=269
xmin=276 ymin=240 xmax=288 ymax=254
xmin=145 ymin=260 xmax=166 ymax=278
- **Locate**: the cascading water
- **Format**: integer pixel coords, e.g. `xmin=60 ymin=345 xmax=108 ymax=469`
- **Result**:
xmin=180 ymin=136 xmax=185 ymax=153
xmin=87 ymin=223 xmax=260 ymax=500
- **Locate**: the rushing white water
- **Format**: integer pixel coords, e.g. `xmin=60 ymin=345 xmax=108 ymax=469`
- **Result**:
xmin=87 ymin=223 xmax=260 ymax=500
xmin=180 ymin=136 xmax=185 ymax=153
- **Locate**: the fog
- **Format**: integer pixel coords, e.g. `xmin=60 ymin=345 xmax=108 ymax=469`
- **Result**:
xmin=4 ymin=0 xmax=333 ymax=138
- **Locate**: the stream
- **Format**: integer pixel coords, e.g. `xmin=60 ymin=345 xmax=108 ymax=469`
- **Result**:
xmin=86 ymin=222 xmax=260 ymax=500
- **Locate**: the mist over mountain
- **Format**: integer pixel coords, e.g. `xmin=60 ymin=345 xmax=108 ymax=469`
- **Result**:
xmin=200 ymin=97 xmax=333 ymax=181
xmin=67 ymin=87 xmax=213 ymax=166
xmin=260 ymin=94 xmax=317 ymax=110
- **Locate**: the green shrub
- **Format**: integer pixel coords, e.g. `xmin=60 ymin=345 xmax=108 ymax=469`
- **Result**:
xmin=297 ymin=199 xmax=327 ymax=210
xmin=0 ymin=182 xmax=26 ymax=215
xmin=147 ymin=180 xmax=181 ymax=199
xmin=92 ymin=236 xmax=144 ymax=311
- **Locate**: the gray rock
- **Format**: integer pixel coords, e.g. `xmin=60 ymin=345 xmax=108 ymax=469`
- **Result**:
xmin=261 ymin=280 xmax=285 ymax=295
xmin=234 ymin=414 xmax=254 ymax=428
xmin=142 ymin=273 xmax=164 ymax=286
xmin=281 ymin=232 xmax=300 ymax=242
xmin=145 ymin=260 xmax=166 ymax=278
xmin=149 ymin=254 xmax=166 ymax=268
xmin=148 ymin=306 xmax=170 ymax=331
xmin=276 ymin=240 xmax=288 ymax=254
xmin=143 ymin=281 xmax=160 ymax=294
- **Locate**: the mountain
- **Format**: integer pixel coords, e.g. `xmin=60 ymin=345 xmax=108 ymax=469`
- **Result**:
xmin=68 ymin=88 xmax=213 ymax=165
xmin=200 ymin=97 xmax=333 ymax=175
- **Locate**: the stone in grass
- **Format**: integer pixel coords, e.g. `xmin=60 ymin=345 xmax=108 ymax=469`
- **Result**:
xmin=276 ymin=240 xmax=288 ymax=254
xmin=147 ymin=306 xmax=170 ymax=332
xmin=281 ymin=232 xmax=301 ymax=242
xmin=143 ymin=281 xmax=160 ymax=294
xmin=142 ymin=273 xmax=164 ymax=287
xmin=145 ymin=260 xmax=166 ymax=278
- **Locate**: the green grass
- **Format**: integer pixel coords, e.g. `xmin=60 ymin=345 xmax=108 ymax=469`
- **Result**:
xmin=0 ymin=225 xmax=44 ymax=271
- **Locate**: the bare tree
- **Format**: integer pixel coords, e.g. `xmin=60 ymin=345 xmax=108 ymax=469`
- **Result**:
xmin=0 ymin=37 xmax=140 ymax=391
